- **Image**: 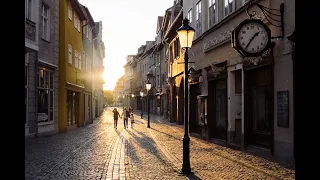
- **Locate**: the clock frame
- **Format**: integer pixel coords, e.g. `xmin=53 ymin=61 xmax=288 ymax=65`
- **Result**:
xmin=232 ymin=19 xmax=272 ymax=57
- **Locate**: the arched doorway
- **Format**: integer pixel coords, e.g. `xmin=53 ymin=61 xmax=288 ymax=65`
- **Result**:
xmin=171 ymin=85 xmax=177 ymax=122
xmin=178 ymin=78 xmax=184 ymax=125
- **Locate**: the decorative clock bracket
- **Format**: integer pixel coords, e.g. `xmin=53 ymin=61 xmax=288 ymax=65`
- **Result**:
xmin=246 ymin=2 xmax=284 ymax=39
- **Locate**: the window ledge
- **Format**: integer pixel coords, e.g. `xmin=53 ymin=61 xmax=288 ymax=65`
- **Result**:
xmin=41 ymin=38 xmax=50 ymax=43
xmin=38 ymin=121 xmax=55 ymax=126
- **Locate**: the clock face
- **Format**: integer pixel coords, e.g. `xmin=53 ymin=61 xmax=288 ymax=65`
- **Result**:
xmin=237 ymin=22 xmax=269 ymax=54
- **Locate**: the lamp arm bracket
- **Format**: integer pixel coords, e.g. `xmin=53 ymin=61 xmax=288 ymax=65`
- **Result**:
xmin=246 ymin=2 xmax=285 ymax=39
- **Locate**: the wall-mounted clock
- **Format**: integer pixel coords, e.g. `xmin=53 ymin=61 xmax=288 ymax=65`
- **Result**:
xmin=232 ymin=19 xmax=272 ymax=57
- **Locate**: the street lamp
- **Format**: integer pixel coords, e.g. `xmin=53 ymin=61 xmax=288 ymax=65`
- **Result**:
xmin=146 ymin=78 xmax=152 ymax=128
xmin=140 ymin=91 xmax=144 ymax=119
xmin=176 ymin=18 xmax=195 ymax=174
xmin=131 ymin=94 xmax=135 ymax=110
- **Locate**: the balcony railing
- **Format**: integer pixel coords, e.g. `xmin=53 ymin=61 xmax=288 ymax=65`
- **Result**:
xmin=25 ymin=19 xmax=36 ymax=41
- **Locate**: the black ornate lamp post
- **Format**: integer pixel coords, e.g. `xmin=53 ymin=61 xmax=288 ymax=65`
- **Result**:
xmin=146 ymin=74 xmax=152 ymax=128
xmin=140 ymin=91 xmax=144 ymax=119
xmin=176 ymin=18 xmax=195 ymax=174
xmin=131 ymin=93 xmax=135 ymax=110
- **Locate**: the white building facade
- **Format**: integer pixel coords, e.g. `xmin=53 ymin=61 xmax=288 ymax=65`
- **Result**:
xmin=92 ymin=21 xmax=105 ymax=118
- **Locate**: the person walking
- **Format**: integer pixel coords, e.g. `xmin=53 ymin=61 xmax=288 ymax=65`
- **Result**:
xmin=121 ymin=108 xmax=130 ymax=129
xmin=112 ymin=108 xmax=120 ymax=129
xmin=130 ymin=113 xmax=134 ymax=128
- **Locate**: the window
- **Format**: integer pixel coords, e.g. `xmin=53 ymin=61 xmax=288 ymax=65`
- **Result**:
xmin=68 ymin=44 xmax=72 ymax=64
xmin=26 ymin=0 xmax=33 ymax=20
xmin=74 ymin=14 xmax=77 ymax=28
xmin=75 ymin=51 xmax=78 ymax=68
xmin=224 ymin=0 xmax=234 ymax=17
xmin=77 ymin=19 xmax=81 ymax=32
xmin=68 ymin=4 xmax=72 ymax=20
xmin=208 ymin=0 xmax=217 ymax=27
xmin=74 ymin=14 xmax=80 ymax=32
xmin=187 ymin=8 xmax=192 ymax=26
xmin=196 ymin=1 xmax=202 ymax=37
xmin=173 ymin=38 xmax=180 ymax=60
xmin=79 ymin=54 xmax=82 ymax=70
xmin=38 ymin=69 xmax=54 ymax=123
xmin=42 ymin=4 xmax=50 ymax=41
xmin=25 ymin=65 xmax=28 ymax=125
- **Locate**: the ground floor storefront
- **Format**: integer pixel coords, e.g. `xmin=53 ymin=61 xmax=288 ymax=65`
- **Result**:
xmin=169 ymin=50 xmax=294 ymax=167
xmin=25 ymin=48 xmax=59 ymax=137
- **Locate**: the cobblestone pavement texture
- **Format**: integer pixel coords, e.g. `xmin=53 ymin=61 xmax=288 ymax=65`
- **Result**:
xmin=133 ymin=111 xmax=295 ymax=180
xmin=26 ymin=107 xmax=295 ymax=180
xmin=25 ymin=107 xmax=185 ymax=180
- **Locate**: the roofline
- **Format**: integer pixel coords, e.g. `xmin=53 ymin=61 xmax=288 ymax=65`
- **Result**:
xmin=70 ymin=0 xmax=86 ymax=21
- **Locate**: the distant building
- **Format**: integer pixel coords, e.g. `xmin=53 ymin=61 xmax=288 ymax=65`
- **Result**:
xmin=92 ymin=21 xmax=105 ymax=118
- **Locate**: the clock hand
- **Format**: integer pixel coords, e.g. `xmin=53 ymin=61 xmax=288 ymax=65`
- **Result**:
xmin=245 ymin=31 xmax=260 ymax=49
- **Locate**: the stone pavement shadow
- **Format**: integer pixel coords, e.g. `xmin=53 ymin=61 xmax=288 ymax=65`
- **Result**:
xmin=126 ymin=129 xmax=166 ymax=163
xmin=150 ymin=127 xmax=181 ymax=141
xmin=183 ymin=172 xmax=201 ymax=180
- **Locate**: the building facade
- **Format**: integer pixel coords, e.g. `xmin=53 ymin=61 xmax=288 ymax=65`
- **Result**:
xmin=182 ymin=0 xmax=295 ymax=167
xmin=164 ymin=1 xmax=184 ymax=125
xmin=92 ymin=21 xmax=105 ymax=118
xmin=80 ymin=4 xmax=94 ymax=125
xmin=25 ymin=0 xmax=60 ymax=137
xmin=58 ymin=0 xmax=86 ymax=132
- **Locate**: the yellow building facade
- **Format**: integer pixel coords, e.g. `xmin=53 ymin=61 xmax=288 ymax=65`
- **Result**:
xmin=59 ymin=0 xmax=86 ymax=132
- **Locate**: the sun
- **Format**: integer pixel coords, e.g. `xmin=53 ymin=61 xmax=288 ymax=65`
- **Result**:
xmin=102 ymin=66 xmax=124 ymax=91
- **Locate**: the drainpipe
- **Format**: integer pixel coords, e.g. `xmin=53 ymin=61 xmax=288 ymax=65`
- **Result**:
xmin=34 ymin=53 xmax=39 ymax=138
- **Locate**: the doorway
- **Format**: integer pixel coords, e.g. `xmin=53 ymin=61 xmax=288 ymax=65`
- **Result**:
xmin=244 ymin=65 xmax=274 ymax=150
xmin=208 ymin=78 xmax=227 ymax=141
xmin=67 ymin=90 xmax=79 ymax=126
xmin=178 ymin=79 xmax=184 ymax=125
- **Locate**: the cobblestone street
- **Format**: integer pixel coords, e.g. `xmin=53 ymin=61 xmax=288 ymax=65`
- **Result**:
xmin=25 ymin=107 xmax=295 ymax=180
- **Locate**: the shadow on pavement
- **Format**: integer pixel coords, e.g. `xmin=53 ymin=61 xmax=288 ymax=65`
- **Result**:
xmin=126 ymin=129 xmax=166 ymax=163
xmin=150 ymin=127 xmax=181 ymax=141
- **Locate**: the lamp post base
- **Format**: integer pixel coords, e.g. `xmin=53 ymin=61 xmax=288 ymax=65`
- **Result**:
xmin=182 ymin=136 xmax=191 ymax=173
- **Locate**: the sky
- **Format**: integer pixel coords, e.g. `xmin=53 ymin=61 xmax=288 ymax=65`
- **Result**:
xmin=78 ymin=0 xmax=175 ymax=91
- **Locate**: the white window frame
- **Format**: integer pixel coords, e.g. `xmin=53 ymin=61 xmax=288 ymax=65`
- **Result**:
xmin=77 ymin=19 xmax=81 ymax=32
xmin=41 ymin=4 xmax=50 ymax=41
xmin=37 ymin=68 xmax=55 ymax=123
xmin=68 ymin=44 xmax=72 ymax=64
xmin=224 ymin=0 xmax=235 ymax=17
xmin=68 ymin=4 xmax=72 ymax=20
xmin=25 ymin=0 xmax=33 ymax=21
xmin=75 ymin=50 xmax=79 ymax=68
xmin=79 ymin=54 xmax=82 ymax=70
xmin=74 ymin=14 xmax=77 ymax=29
xmin=208 ymin=0 xmax=217 ymax=28
xmin=196 ymin=1 xmax=202 ymax=38
xmin=188 ymin=8 xmax=193 ymax=27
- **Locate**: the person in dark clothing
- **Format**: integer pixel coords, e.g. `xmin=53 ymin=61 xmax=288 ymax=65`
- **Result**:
xmin=112 ymin=108 xmax=121 ymax=129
